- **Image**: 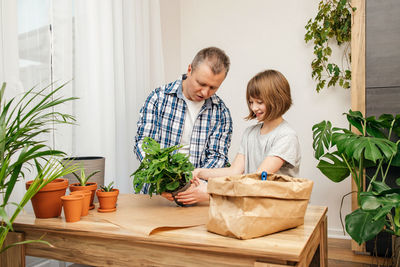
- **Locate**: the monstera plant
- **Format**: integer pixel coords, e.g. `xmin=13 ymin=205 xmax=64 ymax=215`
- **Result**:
xmin=312 ymin=110 xmax=400 ymax=245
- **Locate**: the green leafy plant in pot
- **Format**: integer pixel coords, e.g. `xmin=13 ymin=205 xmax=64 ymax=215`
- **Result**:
xmin=0 ymin=82 xmax=77 ymax=253
xmin=312 ymin=110 xmax=400 ymax=262
xmin=131 ymin=137 xmax=194 ymax=206
xmin=69 ymin=168 xmax=100 ymax=210
xmin=96 ymin=181 xmax=119 ymax=212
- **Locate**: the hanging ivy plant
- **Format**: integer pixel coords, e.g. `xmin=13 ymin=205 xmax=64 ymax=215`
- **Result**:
xmin=305 ymin=0 xmax=356 ymax=92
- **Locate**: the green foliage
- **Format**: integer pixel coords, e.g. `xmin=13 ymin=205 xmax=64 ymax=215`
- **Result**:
xmin=312 ymin=110 xmax=400 ymax=244
xmin=100 ymin=181 xmax=114 ymax=192
xmin=305 ymin=0 xmax=355 ymax=92
xmin=131 ymin=137 xmax=194 ymax=197
xmin=72 ymin=168 xmax=100 ymax=186
xmin=0 ymin=82 xmax=78 ymax=252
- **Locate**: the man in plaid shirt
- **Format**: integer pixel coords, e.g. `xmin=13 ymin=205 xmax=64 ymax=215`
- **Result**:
xmin=134 ymin=47 xmax=233 ymax=201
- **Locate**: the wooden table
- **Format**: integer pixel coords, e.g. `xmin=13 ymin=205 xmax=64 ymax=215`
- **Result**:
xmin=5 ymin=194 xmax=327 ymax=267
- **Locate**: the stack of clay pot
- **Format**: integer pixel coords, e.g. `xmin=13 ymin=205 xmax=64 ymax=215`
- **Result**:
xmin=61 ymin=190 xmax=91 ymax=222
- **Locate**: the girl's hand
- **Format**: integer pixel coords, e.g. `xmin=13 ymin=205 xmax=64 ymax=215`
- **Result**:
xmin=192 ymin=168 xmax=202 ymax=179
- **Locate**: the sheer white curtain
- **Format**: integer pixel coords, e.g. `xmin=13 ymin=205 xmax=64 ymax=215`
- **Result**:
xmin=10 ymin=0 xmax=165 ymax=196
xmin=72 ymin=0 xmax=165 ymax=192
xmin=0 ymin=0 xmax=24 ymax=205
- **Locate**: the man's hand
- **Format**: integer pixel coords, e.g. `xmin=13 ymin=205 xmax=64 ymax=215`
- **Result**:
xmin=174 ymin=179 xmax=209 ymax=205
xmin=161 ymin=192 xmax=174 ymax=201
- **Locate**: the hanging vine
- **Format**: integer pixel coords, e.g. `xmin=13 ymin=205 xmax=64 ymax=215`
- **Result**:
xmin=305 ymin=0 xmax=356 ymax=92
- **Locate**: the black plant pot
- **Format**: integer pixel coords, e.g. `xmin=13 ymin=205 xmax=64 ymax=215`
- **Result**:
xmin=170 ymin=182 xmax=193 ymax=207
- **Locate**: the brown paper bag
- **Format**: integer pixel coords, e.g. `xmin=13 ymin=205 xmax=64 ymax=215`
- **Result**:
xmin=206 ymin=172 xmax=313 ymax=239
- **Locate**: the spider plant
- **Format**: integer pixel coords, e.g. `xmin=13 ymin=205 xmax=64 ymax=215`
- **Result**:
xmin=0 ymin=82 xmax=78 ymax=253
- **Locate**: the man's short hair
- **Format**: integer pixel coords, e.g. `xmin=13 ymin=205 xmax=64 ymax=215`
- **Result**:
xmin=191 ymin=47 xmax=230 ymax=76
xmin=245 ymin=69 xmax=292 ymax=122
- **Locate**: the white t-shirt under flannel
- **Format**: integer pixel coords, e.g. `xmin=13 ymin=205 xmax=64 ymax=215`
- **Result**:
xmin=179 ymin=94 xmax=204 ymax=155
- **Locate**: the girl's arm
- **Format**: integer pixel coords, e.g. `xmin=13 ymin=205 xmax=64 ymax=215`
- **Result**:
xmin=176 ymin=154 xmax=245 ymax=205
xmin=256 ymin=156 xmax=285 ymax=173
xmin=194 ymin=153 xmax=245 ymax=180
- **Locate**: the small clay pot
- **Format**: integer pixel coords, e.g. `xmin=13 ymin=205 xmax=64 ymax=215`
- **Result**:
xmin=69 ymin=182 xmax=97 ymax=210
xmin=96 ymin=189 xmax=119 ymax=212
xmin=26 ymin=178 xmax=69 ymax=218
xmin=70 ymin=190 xmax=91 ymax=216
xmin=61 ymin=194 xmax=83 ymax=222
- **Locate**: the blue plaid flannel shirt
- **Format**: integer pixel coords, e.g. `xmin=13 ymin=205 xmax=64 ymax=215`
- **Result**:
xmin=134 ymin=75 xmax=233 ymax=194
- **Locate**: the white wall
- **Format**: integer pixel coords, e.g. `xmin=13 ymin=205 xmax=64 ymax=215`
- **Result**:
xmin=161 ymin=0 xmax=352 ymax=238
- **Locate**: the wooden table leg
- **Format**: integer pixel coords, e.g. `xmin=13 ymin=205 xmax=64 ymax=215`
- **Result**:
xmin=0 ymin=232 xmax=26 ymax=267
xmin=320 ymin=215 xmax=328 ymax=267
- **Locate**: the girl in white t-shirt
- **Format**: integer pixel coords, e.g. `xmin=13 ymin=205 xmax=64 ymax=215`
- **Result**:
xmin=175 ymin=69 xmax=301 ymax=205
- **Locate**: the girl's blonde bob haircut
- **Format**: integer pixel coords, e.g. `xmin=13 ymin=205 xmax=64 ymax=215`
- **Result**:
xmin=245 ymin=69 xmax=292 ymax=122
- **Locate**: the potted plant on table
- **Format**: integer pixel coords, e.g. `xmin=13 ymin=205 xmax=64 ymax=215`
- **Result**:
xmin=96 ymin=181 xmax=119 ymax=212
xmin=0 ymin=82 xmax=77 ymax=252
xmin=312 ymin=109 xmax=400 ymax=264
xmin=69 ymin=168 xmax=99 ymax=209
xmin=131 ymin=137 xmax=194 ymax=206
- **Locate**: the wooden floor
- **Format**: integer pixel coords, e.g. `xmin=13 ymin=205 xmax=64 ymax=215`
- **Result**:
xmin=328 ymin=238 xmax=392 ymax=267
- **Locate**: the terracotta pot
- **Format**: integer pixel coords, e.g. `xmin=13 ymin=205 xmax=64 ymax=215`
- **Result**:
xmin=61 ymin=195 xmax=83 ymax=222
xmin=70 ymin=190 xmax=91 ymax=216
xmin=26 ymin=178 xmax=69 ymax=218
xmin=69 ymin=182 xmax=97 ymax=210
xmin=96 ymin=189 xmax=119 ymax=212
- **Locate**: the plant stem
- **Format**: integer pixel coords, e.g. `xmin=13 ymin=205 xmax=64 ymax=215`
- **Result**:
xmin=388 ymin=213 xmax=396 ymax=233
xmin=362 ymin=117 xmax=366 ymax=136
xmin=382 ymin=155 xmax=394 ymax=184
xmin=367 ymin=159 xmax=384 ymax=192
xmin=342 ymin=153 xmax=360 ymax=203
xmin=358 ymin=155 xmax=364 ymax=199
xmin=388 ymin=118 xmax=395 ymax=140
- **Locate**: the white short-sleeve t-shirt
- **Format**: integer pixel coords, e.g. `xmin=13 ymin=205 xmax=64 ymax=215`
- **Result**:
xmin=238 ymin=120 xmax=301 ymax=177
xmin=179 ymin=94 xmax=204 ymax=155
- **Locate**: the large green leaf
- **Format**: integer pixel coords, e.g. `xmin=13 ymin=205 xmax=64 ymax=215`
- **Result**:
xmin=370 ymin=181 xmax=391 ymax=195
xmin=392 ymin=142 xmax=400 ymax=167
xmin=360 ymin=193 xmax=380 ymax=210
xmin=345 ymin=110 xmax=388 ymax=138
xmin=377 ymin=113 xmax=395 ymax=129
xmin=346 ymin=110 xmax=364 ymax=134
xmin=312 ymin=120 xmax=332 ymax=159
xmin=316 ymin=152 xmax=350 ymax=182
xmin=333 ymin=132 xmax=397 ymax=163
xmin=365 ymin=116 xmax=387 ymax=138
xmin=391 ymin=114 xmax=400 ymax=138
xmin=345 ymin=208 xmax=385 ymax=245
